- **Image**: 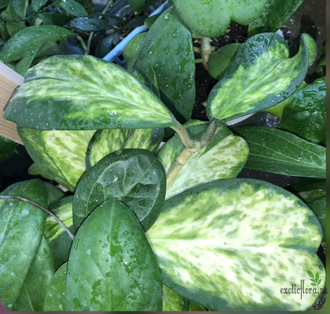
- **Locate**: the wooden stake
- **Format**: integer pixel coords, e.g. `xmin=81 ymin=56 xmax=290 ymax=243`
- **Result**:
xmin=0 ymin=62 xmax=24 ymax=145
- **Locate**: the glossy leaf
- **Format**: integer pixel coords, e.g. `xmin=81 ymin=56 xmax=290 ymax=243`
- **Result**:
xmin=87 ymin=127 xmax=164 ymax=168
xmin=163 ymin=284 xmax=189 ymax=311
xmin=15 ymin=50 xmax=38 ymax=77
xmin=128 ymin=0 xmax=145 ymax=11
xmin=122 ymin=16 xmax=146 ymax=29
xmin=0 ymin=25 xmax=75 ymax=63
xmin=59 ymin=0 xmax=88 ymax=17
xmin=208 ymin=43 xmax=241 ymax=81
xmin=234 ymin=127 xmax=326 ymax=178
xmin=146 ymin=179 xmax=324 ymax=311
xmin=134 ymin=6 xmax=195 ymax=123
xmin=172 ymin=0 xmax=267 ymax=38
xmin=289 ymin=180 xmax=326 ymax=204
xmin=44 ymin=196 xmax=74 ymax=269
xmin=309 ymin=197 xmax=326 ymax=241
xmin=35 ymin=41 xmax=65 ymax=58
xmin=5 ymin=0 xmax=27 ymax=36
xmin=124 ymin=32 xmax=147 ymax=73
xmin=158 ymin=121 xmax=248 ymax=199
xmin=5 ymin=55 xmax=177 ymax=130
xmin=207 ymin=33 xmax=316 ymax=123
xmin=95 ymin=33 xmax=115 ymax=58
xmin=43 ymin=182 xmax=65 ymax=206
xmin=18 ymin=127 xmax=95 ymax=192
xmin=249 ymin=0 xmax=305 ymax=36
xmin=65 ymin=17 xmax=113 ymax=32
xmin=74 ymin=149 xmax=166 ymax=231
xmin=31 ymin=0 xmax=48 ymax=11
xmin=0 ymin=180 xmax=52 ymax=310
xmin=0 ymin=136 xmax=17 ymax=163
xmin=66 ymin=199 xmax=162 ymax=311
xmin=144 ymin=13 xmax=161 ymax=29
xmin=36 ymin=13 xmax=72 ymax=26
xmin=43 ymin=263 xmax=67 ymax=311
xmin=278 ymin=77 xmax=326 ymax=144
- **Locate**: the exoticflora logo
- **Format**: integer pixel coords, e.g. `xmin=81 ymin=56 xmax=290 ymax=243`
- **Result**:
xmin=279 ymin=271 xmax=326 ymax=299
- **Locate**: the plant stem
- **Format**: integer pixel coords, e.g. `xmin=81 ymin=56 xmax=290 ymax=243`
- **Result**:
xmin=195 ymin=58 xmax=204 ymax=63
xmin=166 ymin=148 xmax=196 ymax=188
xmin=199 ymin=119 xmax=220 ymax=148
xmin=54 ymin=3 xmax=63 ymax=15
xmin=170 ymin=122 xmax=197 ymax=151
xmin=0 ymin=195 xmax=75 ymax=240
xmin=200 ymin=37 xmax=215 ymax=70
xmin=76 ymin=35 xmax=89 ymax=54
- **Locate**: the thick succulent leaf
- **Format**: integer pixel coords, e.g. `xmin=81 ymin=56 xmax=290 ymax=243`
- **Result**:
xmin=249 ymin=0 xmax=305 ymax=36
xmin=65 ymin=17 xmax=113 ymax=32
xmin=59 ymin=0 xmax=88 ymax=17
xmin=309 ymin=197 xmax=326 ymax=241
xmin=207 ymin=33 xmax=316 ymax=123
xmin=0 ymin=180 xmax=50 ymax=310
xmin=146 ymin=179 xmax=324 ymax=311
xmin=44 ymin=196 xmax=74 ymax=270
xmin=278 ymin=77 xmax=326 ymax=144
xmin=5 ymin=55 xmax=177 ymax=130
xmin=13 ymin=236 xmax=55 ymax=311
xmin=208 ymin=43 xmax=241 ymax=81
xmin=0 ymin=25 xmax=75 ymax=63
xmin=74 ymin=149 xmax=166 ymax=231
xmin=0 ymin=136 xmax=17 ymax=163
xmin=42 ymin=182 xmax=65 ymax=206
xmin=128 ymin=0 xmax=145 ymax=11
xmin=158 ymin=122 xmax=248 ymax=199
xmin=124 ymin=32 xmax=147 ymax=73
xmin=18 ymin=127 xmax=95 ymax=192
xmin=66 ymin=199 xmax=162 ymax=311
xmin=234 ymin=127 xmax=326 ymax=178
xmin=86 ymin=127 xmax=164 ymax=168
xmin=133 ymin=6 xmax=195 ymax=123
xmin=172 ymin=0 xmax=267 ymax=38
xmin=162 ymin=284 xmax=189 ymax=311
xmin=43 ymin=263 xmax=67 ymax=311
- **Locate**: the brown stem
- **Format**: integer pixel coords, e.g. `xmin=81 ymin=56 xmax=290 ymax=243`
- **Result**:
xmin=201 ymin=37 xmax=215 ymax=70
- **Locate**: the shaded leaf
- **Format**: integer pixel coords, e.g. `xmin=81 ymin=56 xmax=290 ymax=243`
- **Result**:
xmin=146 ymin=179 xmax=324 ymax=311
xmin=31 ymin=0 xmax=48 ymax=12
xmin=124 ymin=32 xmax=147 ymax=73
xmin=35 ymin=41 xmax=65 ymax=58
xmin=15 ymin=50 xmax=38 ymax=76
xmin=65 ymin=17 xmax=113 ymax=32
xmin=162 ymin=284 xmax=189 ymax=311
xmin=0 ymin=25 xmax=75 ymax=63
xmin=17 ymin=127 xmax=95 ymax=192
xmin=74 ymin=149 xmax=166 ymax=231
xmin=95 ymin=33 xmax=115 ymax=58
xmin=309 ymin=197 xmax=326 ymax=241
xmin=42 ymin=182 xmax=65 ymax=207
xmin=36 ymin=13 xmax=72 ymax=26
xmin=86 ymin=127 xmax=164 ymax=169
xmin=59 ymin=0 xmax=88 ymax=17
xmin=278 ymin=77 xmax=326 ymax=144
xmin=66 ymin=199 xmax=162 ymax=311
xmin=234 ymin=127 xmax=326 ymax=178
xmin=207 ymin=33 xmax=316 ymax=123
xmin=144 ymin=13 xmax=161 ymax=29
xmin=134 ymin=6 xmax=195 ymax=123
xmin=0 ymin=136 xmax=17 ymax=163
xmin=128 ymin=0 xmax=145 ymax=11
xmin=189 ymin=301 xmax=207 ymax=311
xmin=5 ymin=0 xmax=27 ymax=36
xmin=5 ymin=55 xmax=177 ymax=130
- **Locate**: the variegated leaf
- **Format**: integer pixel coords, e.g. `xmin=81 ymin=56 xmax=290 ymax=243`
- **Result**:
xmin=146 ymin=179 xmax=325 ymax=311
xmin=158 ymin=121 xmax=248 ymax=199
xmin=5 ymin=55 xmax=177 ymax=130
xmin=162 ymin=284 xmax=189 ymax=311
xmin=18 ymin=127 xmax=96 ymax=192
xmin=207 ymin=33 xmax=317 ymax=123
xmin=86 ymin=128 xmax=164 ymax=169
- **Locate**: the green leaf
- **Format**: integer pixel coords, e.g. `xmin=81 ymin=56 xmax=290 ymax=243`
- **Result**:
xmin=5 ymin=0 xmax=27 ymax=36
xmin=249 ymin=0 xmax=305 ymax=36
xmin=65 ymin=17 xmax=113 ymax=32
xmin=189 ymin=300 xmax=207 ymax=311
xmin=0 ymin=25 xmax=75 ymax=63
xmin=158 ymin=122 xmax=248 ymax=199
xmin=5 ymin=55 xmax=177 ymax=130
xmin=315 ymin=272 xmax=319 ymax=281
xmin=288 ymin=179 xmax=326 ymax=204
xmin=35 ymin=41 xmax=65 ymax=58
xmin=0 ymin=0 xmax=10 ymax=10
xmin=128 ymin=0 xmax=145 ymax=11
xmin=144 ymin=13 xmax=161 ymax=29
xmin=17 ymin=127 xmax=96 ymax=192
xmin=0 ymin=180 xmax=53 ymax=310
xmin=31 ymin=0 xmax=48 ymax=12
xmin=43 ymin=263 xmax=67 ymax=311
xmin=317 ymin=279 xmax=322 ymax=285
xmin=66 ymin=199 xmax=162 ymax=311
xmin=0 ymin=38 xmax=5 ymax=45
xmin=86 ymin=127 xmax=164 ymax=169
xmin=310 ymin=283 xmax=317 ymax=286
xmin=298 ymin=189 xmax=326 ymax=204
xmin=277 ymin=77 xmax=326 ymax=144
xmin=306 ymin=270 xmax=315 ymax=278
xmin=73 ymin=149 xmax=166 ymax=231
xmin=146 ymin=179 xmax=324 ymax=311
xmin=36 ymin=13 xmax=72 ymax=26
xmin=122 ymin=16 xmax=146 ymax=29
xmin=208 ymin=43 xmax=241 ymax=81
xmin=0 ymin=136 xmax=18 ymax=163
xmin=15 ymin=50 xmax=38 ymax=76
xmin=95 ymin=33 xmax=115 ymax=58
xmin=124 ymin=32 xmax=147 ymax=73
xmin=43 ymin=182 xmax=65 ymax=207
xmin=59 ymin=0 xmax=88 ymax=17
xmin=234 ymin=127 xmax=326 ymax=178
xmin=44 ymin=196 xmax=74 ymax=269
xmin=207 ymin=33 xmax=316 ymax=123
xmin=163 ymin=284 xmax=189 ymax=311
xmin=309 ymin=197 xmax=326 ymax=241
xmin=134 ymin=6 xmax=195 ymax=123
xmin=172 ymin=0 xmax=267 ymax=37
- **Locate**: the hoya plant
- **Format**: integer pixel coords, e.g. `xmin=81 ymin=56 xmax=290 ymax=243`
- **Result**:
xmin=0 ymin=0 xmax=326 ymax=312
